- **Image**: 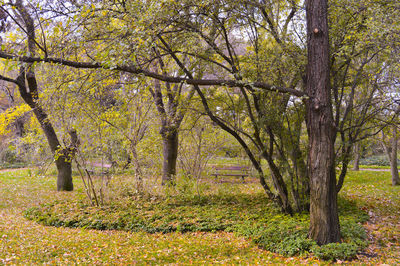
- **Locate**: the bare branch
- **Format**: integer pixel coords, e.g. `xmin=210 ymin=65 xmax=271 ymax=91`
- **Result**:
xmin=0 ymin=51 xmax=305 ymax=96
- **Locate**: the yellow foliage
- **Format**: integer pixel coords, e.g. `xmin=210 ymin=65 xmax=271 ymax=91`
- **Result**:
xmin=0 ymin=104 xmax=31 ymax=135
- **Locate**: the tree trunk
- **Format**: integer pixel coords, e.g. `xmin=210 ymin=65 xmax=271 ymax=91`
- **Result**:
xmin=262 ymin=153 xmax=293 ymax=215
xmin=150 ymin=73 xmax=186 ymax=186
xmin=290 ymin=141 xmax=310 ymax=212
xmin=161 ymin=130 xmax=179 ymax=185
xmin=12 ymin=1 xmax=73 ymax=191
xmin=56 ymin=156 xmax=73 ymax=191
xmin=389 ymin=151 xmax=400 ymax=186
xmin=14 ymin=118 xmax=24 ymax=137
xmin=34 ymin=105 xmax=74 ymax=191
xmin=353 ymin=143 xmax=360 ymax=171
xmin=17 ymin=70 xmax=74 ymax=191
xmin=389 ymin=127 xmax=400 ymax=186
xmin=131 ymin=142 xmax=143 ymax=191
xmin=306 ymin=0 xmax=341 ymax=245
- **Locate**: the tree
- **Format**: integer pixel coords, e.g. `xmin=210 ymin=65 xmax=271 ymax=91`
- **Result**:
xmin=0 ymin=0 xmax=76 ymax=191
xmin=381 ymin=126 xmax=400 ymax=186
xmin=305 ymin=0 xmax=340 ymax=244
xmin=149 ymin=63 xmax=195 ymax=185
xmin=352 ymin=143 xmax=361 ymax=171
xmin=0 ymin=0 xmax=331 ymax=240
xmin=37 ymin=66 xmax=156 ymax=191
xmin=0 ymin=0 xmax=399 ymax=245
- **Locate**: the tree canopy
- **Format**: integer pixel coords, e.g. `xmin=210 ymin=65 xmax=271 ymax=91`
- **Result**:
xmin=0 ymin=0 xmax=399 ymax=246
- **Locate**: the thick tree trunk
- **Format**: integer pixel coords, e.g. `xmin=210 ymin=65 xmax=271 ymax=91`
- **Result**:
xmin=353 ymin=143 xmax=360 ymax=171
xmin=150 ymin=73 xmax=186 ymax=186
xmin=56 ymin=156 xmax=73 ymax=191
xmin=306 ymin=0 xmax=341 ymax=245
xmin=161 ymin=130 xmax=179 ymax=185
xmin=34 ymin=106 xmax=74 ymax=191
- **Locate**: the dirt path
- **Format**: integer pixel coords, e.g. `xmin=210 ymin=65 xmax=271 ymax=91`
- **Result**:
xmin=358 ymin=168 xmax=390 ymax=172
xmin=0 ymin=167 xmax=29 ymax=173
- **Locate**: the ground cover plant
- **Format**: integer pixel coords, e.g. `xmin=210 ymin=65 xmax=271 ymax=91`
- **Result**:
xmin=0 ymin=167 xmax=395 ymax=264
xmin=1 ymin=168 xmax=319 ymax=265
xmin=24 ymin=173 xmax=369 ymax=261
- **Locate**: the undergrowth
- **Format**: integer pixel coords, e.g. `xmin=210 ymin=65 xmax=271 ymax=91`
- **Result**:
xmin=24 ymin=175 xmax=369 ymax=261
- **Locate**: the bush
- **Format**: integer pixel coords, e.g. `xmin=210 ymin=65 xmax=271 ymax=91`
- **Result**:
xmin=248 ymin=216 xmax=311 ymax=255
xmin=312 ymin=243 xmax=359 ymax=261
xmin=340 ymin=220 xmax=367 ymax=241
xmin=359 ymin=155 xmax=400 ymax=166
xmin=276 ymin=236 xmax=316 ymax=256
xmin=24 ymin=185 xmax=369 ymax=261
xmin=228 ymin=211 xmax=368 ymax=260
xmin=0 ymin=144 xmax=26 ymax=169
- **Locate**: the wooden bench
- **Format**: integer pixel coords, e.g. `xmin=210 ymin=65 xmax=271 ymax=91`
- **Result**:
xmin=89 ymin=162 xmax=113 ymax=176
xmin=211 ymin=165 xmax=250 ymax=182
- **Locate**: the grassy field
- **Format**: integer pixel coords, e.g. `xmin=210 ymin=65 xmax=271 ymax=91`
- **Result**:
xmin=0 ymin=168 xmax=399 ymax=264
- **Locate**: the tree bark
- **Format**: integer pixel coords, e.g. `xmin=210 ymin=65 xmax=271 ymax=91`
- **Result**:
xmin=35 ymin=110 xmax=74 ymax=191
xmin=14 ymin=118 xmax=24 ymax=137
xmin=130 ymin=142 xmax=143 ymax=191
xmin=161 ymin=129 xmax=179 ymax=185
xmin=384 ymin=127 xmax=400 ymax=186
xmin=11 ymin=0 xmax=74 ymax=191
xmin=262 ymin=152 xmax=293 ymax=215
xmin=16 ymin=69 xmax=74 ymax=191
xmin=150 ymin=61 xmax=189 ymax=185
xmin=55 ymin=157 xmax=73 ymax=191
xmin=290 ymin=141 xmax=310 ymax=212
xmin=389 ymin=149 xmax=400 ymax=186
xmin=353 ymin=143 xmax=360 ymax=171
xmin=306 ymin=0 xmax=341 ymax=245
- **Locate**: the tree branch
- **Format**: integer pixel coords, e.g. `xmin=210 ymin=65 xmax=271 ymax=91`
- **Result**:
xmin=0 ymin=51 xmax=305 ymax=96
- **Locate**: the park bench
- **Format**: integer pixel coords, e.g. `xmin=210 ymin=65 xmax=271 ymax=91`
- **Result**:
xmin=89 ymin=162 xmax=113 ymax=176
xmin=211 ymin=165 xmax=250 ymax=182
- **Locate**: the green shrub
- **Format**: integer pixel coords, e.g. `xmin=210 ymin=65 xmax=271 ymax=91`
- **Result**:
xmin=276 ymin=236 xmax=316 ymax=256
xmin=359 ymin=155 xmax=400 ymax=166
xmin=312 ymin=242 xmax=359 ymax=261
xmin=231 ymin=215 xmax=314 ymax=256
xmin=340 ymin=220 xmax=367 ymax=241
xmin=24 ymin=188 xmax=369 ymax=261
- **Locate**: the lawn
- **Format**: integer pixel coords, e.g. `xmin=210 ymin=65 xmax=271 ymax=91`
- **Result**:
xmin=0 ymin=168 xmax=399 ymax=264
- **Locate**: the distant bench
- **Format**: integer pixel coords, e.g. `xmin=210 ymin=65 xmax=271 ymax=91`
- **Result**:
xmin=211 ymin=165 xmax=250 ymax=182
xmin=88 ymin=162 xmax=113 ymax=175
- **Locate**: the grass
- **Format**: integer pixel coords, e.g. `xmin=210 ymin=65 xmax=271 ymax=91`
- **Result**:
xmin=353 ymin=165 xmax=391 ymax=170
xmin=0 ymin=167 xmax=399 ymax=264
xmin=339 ymin=170 xmax=400 ymax=264
xmin=0 ymin=169 xmax=317 ymax=265
xmin=23 ymin=173 xmax=369 ymax=261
